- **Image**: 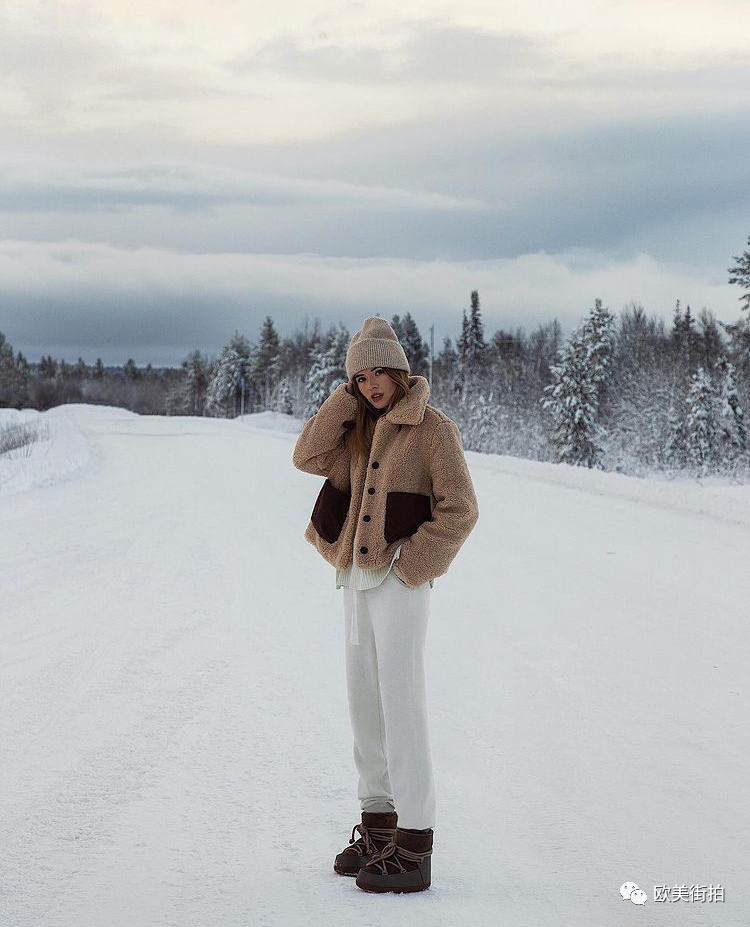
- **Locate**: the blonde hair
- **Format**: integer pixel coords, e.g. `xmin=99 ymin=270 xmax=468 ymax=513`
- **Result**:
xmin=347 ymin=367 xmax=411 ymax=467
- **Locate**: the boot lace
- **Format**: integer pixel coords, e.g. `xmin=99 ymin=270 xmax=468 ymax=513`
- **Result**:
xmin=364 ymin=837 xmax=433 ymax=875
xmin=347 ymin=823 xmax=394 ymax=858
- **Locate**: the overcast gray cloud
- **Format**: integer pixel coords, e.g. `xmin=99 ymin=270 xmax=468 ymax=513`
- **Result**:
xmin=0 ymin=236 xmax=738 ymax=367
xmin=0 ymin=1 xmax=748 ymax=364
xmin=227 ymin=21 xmax=549 ymax=84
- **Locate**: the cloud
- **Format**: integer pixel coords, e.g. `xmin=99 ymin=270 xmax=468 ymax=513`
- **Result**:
xmin=0 ymin=4 xmax=747 ymax=366
xmin=227 ymin=20 xmax=550 ymax=84
xmin=0 ymin=238 xmax=736 ymax=365
xmin=0 ymin=156 xmax=487 ymax=214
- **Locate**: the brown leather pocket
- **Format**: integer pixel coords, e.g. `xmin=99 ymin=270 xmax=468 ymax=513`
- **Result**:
xmin=311 ymin=478 xmax=351 ymax=543
xmin=384 ymin=491 xmax=432 ymax=544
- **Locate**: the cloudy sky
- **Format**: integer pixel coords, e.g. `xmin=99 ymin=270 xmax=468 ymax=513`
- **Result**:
xmin=1 ymin=0 xmax=749 ymax=365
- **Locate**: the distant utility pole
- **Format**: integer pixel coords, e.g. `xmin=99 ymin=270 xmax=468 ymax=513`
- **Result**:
xmin=428 ymin=324 xmax=434 ymax=388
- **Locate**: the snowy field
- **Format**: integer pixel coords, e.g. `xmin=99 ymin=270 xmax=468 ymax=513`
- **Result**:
xmin=1 ymin=403 xmax=748 ymax=927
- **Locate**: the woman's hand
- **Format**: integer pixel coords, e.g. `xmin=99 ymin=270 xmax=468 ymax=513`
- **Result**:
xmin=344 ymin=380 xmax=355 ymax=396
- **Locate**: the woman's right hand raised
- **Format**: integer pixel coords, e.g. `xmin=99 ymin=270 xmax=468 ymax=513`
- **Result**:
xmin=344 ymin=380 xmax=355 ymax=396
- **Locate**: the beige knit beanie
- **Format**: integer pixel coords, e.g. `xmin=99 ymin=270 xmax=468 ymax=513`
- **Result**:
xmin=346 ymin=316 xmax=410 ymax=380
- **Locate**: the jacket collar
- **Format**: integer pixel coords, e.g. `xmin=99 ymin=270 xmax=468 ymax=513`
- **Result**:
xmin=384 ymin=375 xmax=430 ymax=426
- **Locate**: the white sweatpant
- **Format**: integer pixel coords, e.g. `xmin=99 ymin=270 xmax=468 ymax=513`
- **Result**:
xmin=342 ymin=569 xmax=436 ymax=830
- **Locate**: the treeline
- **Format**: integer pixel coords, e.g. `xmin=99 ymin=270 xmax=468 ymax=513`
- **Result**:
xmin=2 ymin=236 xmax=750 ymax=479
xmin=0 ymin=344 xmax=186 ymax=415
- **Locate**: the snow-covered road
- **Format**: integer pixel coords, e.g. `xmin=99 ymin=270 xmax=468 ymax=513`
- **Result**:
xmin=1 ymin=405 xmax=748 ymax=926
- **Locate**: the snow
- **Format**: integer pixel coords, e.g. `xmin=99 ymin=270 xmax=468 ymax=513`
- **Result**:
xmin=1 ymin=403 xmax=748 ymax=926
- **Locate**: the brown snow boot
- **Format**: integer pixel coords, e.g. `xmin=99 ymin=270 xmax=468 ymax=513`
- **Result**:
xmin=355 ymin=826 xmax=433 ymax=893
xmin=333 ymin=811 xmax=398 ymax=876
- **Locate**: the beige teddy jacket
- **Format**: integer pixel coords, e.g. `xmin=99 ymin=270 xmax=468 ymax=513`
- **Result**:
xmin=293 ymin=375 xmax=479 ymax=589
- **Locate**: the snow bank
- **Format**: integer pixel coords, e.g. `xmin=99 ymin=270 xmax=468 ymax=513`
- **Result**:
xmin=468 ymin=450 xmax=750 ymax=527
xmin=234 ymin=409 xmax=302 ymax=434
xmin=0 ymin=404 xmax=131 ymax=498
xmin=4 ymin=402 xmax=749 ymax=529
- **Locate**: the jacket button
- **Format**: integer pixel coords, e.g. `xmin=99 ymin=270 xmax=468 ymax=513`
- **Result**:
xmin=372 ymin=461 xmax=379 ymax=468
xmin=368 ymin=487 xmax=375 ymax=494
xmin=360 ymin=545 xmax=368 ymax=554
xmin=363 ymin=515 xmax=371 ymax=521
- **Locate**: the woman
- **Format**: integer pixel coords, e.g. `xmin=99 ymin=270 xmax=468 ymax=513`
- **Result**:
xmin=292 ymin=316 xmax=479 ymax=893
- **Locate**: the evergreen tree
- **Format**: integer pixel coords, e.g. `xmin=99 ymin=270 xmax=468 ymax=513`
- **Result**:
xmin=39 ymin=355 xmax=57 ymax=378
xmin=723 ymin=235 xmax=750 ymax=372
xmin=697 ymin=308 xmax=725 ymax=370
xmin=437 ymin=335 xmax=457 ymax=365
xmin=465 ymin=389 xmax=497 ymax=454
xmin=542 ymin=326 xmax=602 ymax=467
xmin=720 ymin=313 xmax=750 ymax=372
xmin=454 ymin=308 xmax=470 ymax=397
xmin=164 ymin=380 xmax=189 ymax=416
xmin=671 ymin=299 xmax=697 ymax=368
xmin=275 ymin=377 xmax=294 ymax=415
xmin=585 ymin=298 xmax=616 ymax=390
xmin=184 ymin=349 xmax=208 ymax=415
xmin=303 ymin=324 xmax=350 ymax=417
xmin=541 ymin=299 xmax=615 ymax=468
xmin=671 ymin=299 xmax=683 ymax=343
xmin=123 ymin=358 xmax=140 ymax=379
xmin=252 ymin=316 xmax=281 ymax=410
xmin=727 ymin=234 xmax=750 ymax=312
xmin=685 ymin=366 xmax=721 ymax=477
xmin=715 ymin=355 xmax=747 ymax=475
xmin=94 ymin=358 xmax=105 ymax=379
xmin=391 ymin=312 xmax=429 ymax=376
xmin=390 ymin=313 xmax=406 ymax=342
xmin=205 ymin=331 xmax=252 ymax=417
xmin=467 ymin=290 xmax=487 ymax=363
xmin=453 ymin=292 xmax=486 ymax=401
xmin=666 ymin=402 xmax=689 ymax=472
xmin=0 ymin=331 xmax=26 ymax=408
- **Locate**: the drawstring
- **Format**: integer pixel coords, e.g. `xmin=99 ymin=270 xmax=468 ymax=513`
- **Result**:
xmin=349 ymin=544 xmax=402 ymax=645
xmin=350 ymin=588 xmax=360 ymax=645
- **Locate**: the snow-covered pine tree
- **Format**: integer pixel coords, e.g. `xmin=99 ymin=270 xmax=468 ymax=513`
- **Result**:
xmin=437 ymin=334 xmax=457 ymax=387
xmin=164 ymin=380 xmax=189 ymax=415
xmin=685 ymin=365 xmax=721 ymax=477
xmin=184 ymin=349 xmax=208 ymax=415
xmin=586 ymin=299 xmax=616 ymax=383
xmin=541 ymin=299 xmax=615 ymax=469
xmin=275 ymin=377 xmax=294 ymax=415
xmin=671 ymin=299 xmax=698 ymax=372
xmin=666 ymin=402 xmax=689 ymax=473
xmin=727 ymin=234 xmax=750 ymax=312
xmin=205 ymin=331 xmax=252 ymax=417
xmin=465 ymin=390 xmax=497 ymax=454
xmin=454 ymin=291 xmax=487 ymax=404
xmin=391 ymin=311 xmax=429 ymax=376
xmin=252 ymin=316 xmax=281 ymax=411
xmin=453 ymin=308 xmax=470 ymax=398
xmin=698 ymin=308 xmax=725 ymax=369
xmin=303 ymin=324 xmax=350 ymax=418
xmin=542 ymin=326 xmax=602 ymax=467
xmin=0 ymin=331 xmax=26 ymax=408
xmin=467 ymin=290 xmax=487 ymax=362
xmin=714 ymin=355 xmax=747 ymax=476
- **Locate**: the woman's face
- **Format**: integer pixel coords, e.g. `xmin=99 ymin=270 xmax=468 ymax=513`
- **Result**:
xmin=353 ymin=367 xmax=396 ymax=410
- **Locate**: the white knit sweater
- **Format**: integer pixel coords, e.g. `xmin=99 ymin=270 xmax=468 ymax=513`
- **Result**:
xmin=336 ymin=543 xmax=434 ymax=590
